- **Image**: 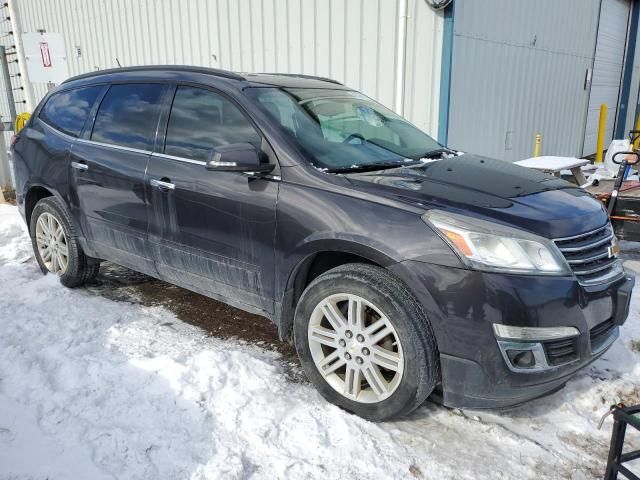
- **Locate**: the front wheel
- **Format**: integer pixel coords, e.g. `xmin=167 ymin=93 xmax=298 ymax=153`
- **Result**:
xmin=30 ymin=196 xmax=99 ymax=287
xmin=294 ymin=263 xmax=440 ymax=421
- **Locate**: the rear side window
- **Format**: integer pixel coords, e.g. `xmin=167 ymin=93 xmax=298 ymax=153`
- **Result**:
xmin=39 ymin=85 xmax=103 ymax=137
xmin=164 ymin=86 xmax=261 ymax=161
xmin=91 ymin=83 xmax=165 ymax=150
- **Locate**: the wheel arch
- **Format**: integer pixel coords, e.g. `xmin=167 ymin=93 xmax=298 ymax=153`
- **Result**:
xmin=275 ymin=239 xmax=400 ymax=342
xmin=24 ymin=184 xmax=59 ymax=228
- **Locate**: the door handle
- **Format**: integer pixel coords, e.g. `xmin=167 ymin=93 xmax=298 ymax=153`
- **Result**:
xmin=150 ymin=178 xmax=175 ymax=190
xmin=71 ymin=161 xmax=88 ymax=171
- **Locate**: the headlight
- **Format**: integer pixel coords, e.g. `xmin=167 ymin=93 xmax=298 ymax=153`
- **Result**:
xmin=422 ymin=210 xmax=570 ymax=275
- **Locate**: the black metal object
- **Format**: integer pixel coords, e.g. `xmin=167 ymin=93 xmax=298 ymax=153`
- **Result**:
xmin=605 ymin=404 xmax=640 ymax=479
xmin=608 ymin=151 xmax=640 ymax=215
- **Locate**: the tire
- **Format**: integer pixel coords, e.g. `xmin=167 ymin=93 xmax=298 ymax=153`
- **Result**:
xmin=293 ymin=263 xmax=440 ymax=421
xmin=29 ymin=196 xmax=100 ymax=288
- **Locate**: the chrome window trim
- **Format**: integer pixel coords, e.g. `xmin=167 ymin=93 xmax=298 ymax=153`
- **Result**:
xmin=75 ymin=138 xmax=153 ymax=155
xmin=74 ymin=139 xmax=281 ymax=179
xmin=151 ymin=152 xmax=206 ymax=166
xmin=39 ymin=118 xmax=78 ymax=141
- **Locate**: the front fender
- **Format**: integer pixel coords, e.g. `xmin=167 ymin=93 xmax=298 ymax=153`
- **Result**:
xmin=291 ymin=234 xmax=400 ymax=267
xmin=273 ymin=236 xmax=400 ymax=340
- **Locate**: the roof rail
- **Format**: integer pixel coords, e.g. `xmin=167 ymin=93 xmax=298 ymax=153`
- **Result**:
xmin=257 ymin=73 xmax=343 ymax=85
xmin=62 ymin=65 xmax=245 ymax=84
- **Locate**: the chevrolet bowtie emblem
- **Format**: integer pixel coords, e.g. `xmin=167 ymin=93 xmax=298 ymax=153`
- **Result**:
xmin=608 ymin=244 xmax=621 ymax=258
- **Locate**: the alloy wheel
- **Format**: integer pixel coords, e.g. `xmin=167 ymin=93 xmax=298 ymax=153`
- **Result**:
xmin=35 ymin=212 xmax=69 ymax=275
xmin=307 ymin=293 xmax=404 ymax=403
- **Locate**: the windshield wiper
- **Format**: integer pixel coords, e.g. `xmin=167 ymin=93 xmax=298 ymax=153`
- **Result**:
xmin=327 ymin=160 xmax=418 ymax=174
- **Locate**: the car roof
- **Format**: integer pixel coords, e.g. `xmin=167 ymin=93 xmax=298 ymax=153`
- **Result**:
xmin=62 ymin=65 xmax=350 ymax=90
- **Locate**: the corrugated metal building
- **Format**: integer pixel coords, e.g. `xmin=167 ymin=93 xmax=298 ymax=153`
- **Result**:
xmin=1 ymin=0 xmax=640 ymax=164
xmin=0 ymin=0 xmax=444 ymax=137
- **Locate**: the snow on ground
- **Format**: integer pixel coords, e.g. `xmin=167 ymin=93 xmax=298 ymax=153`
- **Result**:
xmin=0 ymin=203 xmax=639 ymax=479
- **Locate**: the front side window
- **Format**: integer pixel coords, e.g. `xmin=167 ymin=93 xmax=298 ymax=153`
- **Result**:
xmin=164 ymin=86 xmax=261 ymax=161
xmin=246 ymin=87 xmax=442 ymax=171
xmin=39 ymin=85 xmax=103 ymax=137
xmin=91 ymin=83 xmax=165 ymax=150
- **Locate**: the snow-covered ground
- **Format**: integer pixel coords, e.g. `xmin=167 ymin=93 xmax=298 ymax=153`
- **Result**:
xmin=1 ymin=203 xmax=639 ymax=480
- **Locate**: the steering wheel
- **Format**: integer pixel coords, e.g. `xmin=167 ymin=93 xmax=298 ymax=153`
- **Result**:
xmin=342 ymin=133 xmax=366 ymax=144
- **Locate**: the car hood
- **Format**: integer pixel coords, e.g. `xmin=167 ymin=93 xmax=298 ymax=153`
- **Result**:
xmin=343 ymin=154 xmax=607 ymax=239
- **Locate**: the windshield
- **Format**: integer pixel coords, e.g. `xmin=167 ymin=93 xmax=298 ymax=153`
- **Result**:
xmin=246 ymin=87 xmax=442 ymax=171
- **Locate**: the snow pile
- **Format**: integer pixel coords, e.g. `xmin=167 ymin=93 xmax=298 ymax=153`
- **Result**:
xmin=0 ymin=203 xmax=639 ymax=479
xmin=0 ymin=206 xmax=32 ymax=264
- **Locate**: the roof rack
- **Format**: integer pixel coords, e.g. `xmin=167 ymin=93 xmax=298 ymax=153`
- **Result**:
xmin=62 ymin=65 xmax=245 ymax=84
xmin=256 ymin=73 xmax=343 ymax=85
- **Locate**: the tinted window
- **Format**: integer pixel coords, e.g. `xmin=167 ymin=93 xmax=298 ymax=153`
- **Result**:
xmin=39 ymin=85 xmax=103 ymax=137
xmin=91 ymin=83 xmax=164 ymax=150
xmin=164 ymin=86 xmax=261 ymax=161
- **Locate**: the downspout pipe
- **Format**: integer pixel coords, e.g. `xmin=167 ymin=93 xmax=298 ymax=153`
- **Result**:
xmin=395 ymin=0 xmax=408 ymax=116
xmin=438 ymin=0 xmax=454 ymax=145
xmin=7 ymin=0 xmax=36 ymax=112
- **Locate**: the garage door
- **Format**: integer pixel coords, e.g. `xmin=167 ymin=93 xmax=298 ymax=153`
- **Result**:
xmin=583 ymin=0 xmax=631 ymax=156
xmin=447 ymin=0 xmax=601 ymax=162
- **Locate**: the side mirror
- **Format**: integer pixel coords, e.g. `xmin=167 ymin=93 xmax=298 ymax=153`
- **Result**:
xmin=206 ymin=143 xmax=274 ymax=174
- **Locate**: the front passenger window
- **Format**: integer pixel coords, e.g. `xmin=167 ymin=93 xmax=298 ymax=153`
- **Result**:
xmin=164 ymin=86 xmax=261 ymax=161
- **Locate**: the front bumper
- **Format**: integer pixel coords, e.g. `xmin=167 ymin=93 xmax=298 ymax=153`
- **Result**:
xmin=389 ymin=260 xmax=635 ymax=409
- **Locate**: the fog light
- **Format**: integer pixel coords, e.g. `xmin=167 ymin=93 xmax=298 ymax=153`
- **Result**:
xmin=507 ymin=349 xmax=536 ymax=368
xmin=496 ymin=340 xmax=549 ymax=372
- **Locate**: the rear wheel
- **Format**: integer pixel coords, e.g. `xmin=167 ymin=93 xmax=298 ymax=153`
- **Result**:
xmin=30 ymin=197 xmax=99 ymax=287
xmin=294 ymin=263 xmax=440 ymax=421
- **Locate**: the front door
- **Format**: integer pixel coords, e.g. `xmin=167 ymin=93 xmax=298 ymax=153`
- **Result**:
xmin=69 ymin=82 xmax=167 ymax=275
xmin=146 ymin=85 xmax=279 ymax=316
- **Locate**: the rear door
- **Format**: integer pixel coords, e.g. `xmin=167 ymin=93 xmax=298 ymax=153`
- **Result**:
xmin=69 ymin=82 xmax=168 ymax=275
xmin=27 ymin=84 xmax=104 ymax=204
xmin=146 ymin=84 xmax=279 ymax=315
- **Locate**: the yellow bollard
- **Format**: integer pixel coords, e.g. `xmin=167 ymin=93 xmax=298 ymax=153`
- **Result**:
xmin=534 ymin=134 xmax=542 ymax=157
xmin=596 ymin=104 xmax=607 ymax=163
xmin=634 ymin=113 xmax=640 ymax=151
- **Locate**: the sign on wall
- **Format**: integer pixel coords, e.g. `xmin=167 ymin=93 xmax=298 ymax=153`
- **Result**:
xmin=22 ymin=33 xmax=68 ymax=84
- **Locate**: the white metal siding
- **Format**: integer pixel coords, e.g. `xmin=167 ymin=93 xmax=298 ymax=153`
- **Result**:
xmin=404 ymin=0 xmax=444 ymax=136
xmin=8 ymin=0 xmax=443 ymax=137
xmin=583 ymin=0 xmax=631 ymax=155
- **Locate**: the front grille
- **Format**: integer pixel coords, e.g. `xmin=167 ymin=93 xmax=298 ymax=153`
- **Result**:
xmin=590 ymin=319 xmax=616 ymax=352
xmin=553 ymin=224 xmax=619 ymax=284
xmin=543 ymin=337 xmax=578 ymax=366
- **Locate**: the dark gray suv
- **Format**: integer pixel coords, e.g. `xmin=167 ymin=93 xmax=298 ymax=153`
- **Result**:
xmin=11 ymin=66 xmax=634 ymax=421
